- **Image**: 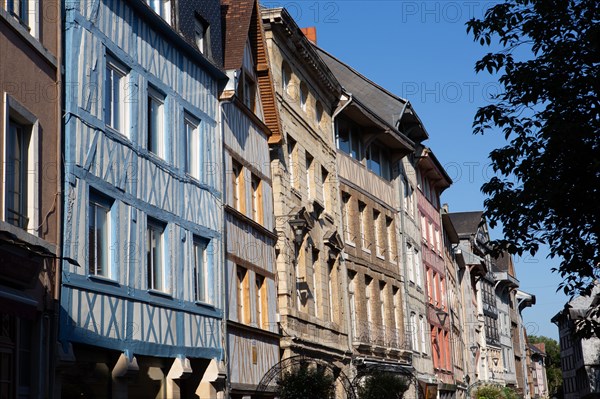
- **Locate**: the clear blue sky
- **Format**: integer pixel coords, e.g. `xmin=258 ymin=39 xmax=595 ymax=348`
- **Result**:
xmin=268 ymin=0 xmax=568 ymax=339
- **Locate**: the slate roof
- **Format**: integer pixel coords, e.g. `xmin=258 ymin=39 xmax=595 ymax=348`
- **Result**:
xmin=314 ymin=46 xmax=428 ymax=143
xmin=221 ymin=0 xmax=254 ymax=70
xmin=448 ymin=211 xmax=484 ymax=238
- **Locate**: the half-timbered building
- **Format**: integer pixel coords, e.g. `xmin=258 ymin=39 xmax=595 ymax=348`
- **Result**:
xmin=415 ymin=147 xmax=454 ymax=398
xmin=220 ymin=1 xmax=283 ymax=397
xmin=58 ymin=1 xmax=227 ymax=397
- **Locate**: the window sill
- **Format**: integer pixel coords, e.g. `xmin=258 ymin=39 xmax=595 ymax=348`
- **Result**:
xmin=362 ymin=247 xmax=371 ymax=254
xmin=376 ymin=253 xmax=385 ymax=261
xmin=148 ymin=289 xmax=173 ymax=299
xmin=345 ymin=240 xmax=356 ymax=248
xmin=0 ymin=9 xmax=57 ymax=68
xmin=194 ymin=300 xmax=215 ymax=309
xmin=88 ymin=274 xmax=120 ymax=287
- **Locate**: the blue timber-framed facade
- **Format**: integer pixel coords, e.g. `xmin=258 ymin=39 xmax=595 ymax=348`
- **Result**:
xmin=58 ymin=0 xmax=227 ymax=397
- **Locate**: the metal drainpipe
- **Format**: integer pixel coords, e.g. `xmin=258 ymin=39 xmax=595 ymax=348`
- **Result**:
xmin=219 ymin=95 xmax=234 ymax=399
xmin=50 ymin=6 xmax=64 ymax=397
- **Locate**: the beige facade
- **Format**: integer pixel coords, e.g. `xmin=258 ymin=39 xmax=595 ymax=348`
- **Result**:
xmin=261 ymin=7 xmax=351 ymax=381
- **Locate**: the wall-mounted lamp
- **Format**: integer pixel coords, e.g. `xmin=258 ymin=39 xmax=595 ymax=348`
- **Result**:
xmin=289 ymin=218 xmax=307 ymax=245
xmin=470 ymin=344 xmax=478 ymax=356
xmin=436 ymin=310 xmax=448 ymax=326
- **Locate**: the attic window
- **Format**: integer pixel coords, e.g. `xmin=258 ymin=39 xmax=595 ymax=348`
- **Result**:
xmin=195 ymin=17 xmax=210 ymax=55
xmin=147 ymin=0 xmax=171 ymax=24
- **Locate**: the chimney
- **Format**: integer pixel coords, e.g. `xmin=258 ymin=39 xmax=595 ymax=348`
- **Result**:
xmin=300 ymin=27 xmax=317 ymax=45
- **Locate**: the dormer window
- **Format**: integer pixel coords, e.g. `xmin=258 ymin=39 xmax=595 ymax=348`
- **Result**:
xmin=195 ymin=16 xmax=210 ymax=56
xmin=147 ymin=0 xmax=171 ymax=24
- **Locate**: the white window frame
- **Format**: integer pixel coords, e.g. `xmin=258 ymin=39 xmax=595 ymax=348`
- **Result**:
xmin=147 ymin=218 xmax=168 ymax=293
xmin=2 ymin=94 xmax=38 ymax=233
xmin=194 ymin=17 xmax=208 ymax=54
xmin=184 ymin=113 xmax=201 ymax=179
xmin=147 ymin=85 xmax=165 ymax=157
xmin=104 ymin=55 xmax=129 ymax=136
xmin=419 ymin=315 xmax=427 ymax=354
xmin=88 ymin=190 xmax=115 ymax=279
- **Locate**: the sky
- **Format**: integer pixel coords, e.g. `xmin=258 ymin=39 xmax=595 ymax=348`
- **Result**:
xmin=262 ymin=0 xmax=569 ymax=340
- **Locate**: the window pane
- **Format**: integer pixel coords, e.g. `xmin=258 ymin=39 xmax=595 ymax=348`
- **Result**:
xmin=193 ymin=239 xmax=205 ymax=302
xmin=6 ymin=121 xmax=29 ymax=229
xmin=148 ymin=91 xmax=163 ymax=155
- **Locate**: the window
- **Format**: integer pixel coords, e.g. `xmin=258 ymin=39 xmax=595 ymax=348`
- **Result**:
xmin=251 ymin=174 xmax=262 ymax=223
xmin=194 ymin=17 xmax=209 ymax=55
xmin=312 ymin=248 xmax=320 ymax=316
xmin=255 ymin=274 xmax=266 ymax=328
xmin=379 ymin=281 xmax=386 ymax=340
xmin=282 ymin=62 xmax=292 ymax=94
xmin=402 ymin=176 xmax=414 ymax=216
xmin=327 ymin=262 xmax=335 ymax=322
xmin=349 ymin=271 xmax=357 ymax=337
xmin=88 ymin=191 xmax=113 ymax=278
xmin=342 ymin=192 xmax=353 ymax=243
xmin=336 ymin=117 xmax=361 ymax=159
xmin=321 ymin=167 xmax=329 ymax=210
xmin=4 ymin=0 xmax=37 ymax=35
xmin=305 ymin=152 xmax=313 ymax=198
xmin=184 ymin=113 xmax=200 ymax=179
xmin=392 ymin=287 xmax=401 ymax=345
xmin=231 ymin=160 xmax=244 ymax=211
xmin=374 ymin=210 xmax=383 ymax=258
xmin=407 ymin=243 xmax=415 ymax=283
xmin=287 ymin=136 xmax=297 ymax=188
xmin=358 ymin=201 xmax=368 ymax=251
xmin=365 ymin=276 xmax=373 ymax=329
xmin=315 ymin=101 xmax=323 ymax=125
xmin=415 ymin=249 xmax=422 ymax=286
xmin=193 ymin=237 xmax=207 ymax=302
xmin=146 ymin=218 xmax=166 ymax=292
xmin=239 ymin=73 xmax=256 ymax=111
xmin=236 ymin=266 xmax=249 ymax=323
xmin=386 ymin=217 xmax=395 ymax=262
xmin=366 ymin=144 xmax=391 ymax=180
xmin=7 ymin=0 xmax=28 ymax=24
xmin=147 ymin=86 xmax=165 ymax=156
xmin=104 ymin=56 xmax=128 ymax=134
xmin=147 ymin=0 xmax=171 ymax=23
xmin=299 ymin=82 xmax=308 ymax=111
xmin=420 ymin=315 xmax=427 ymax=354
xmin=410 ymin=312 xmax=418 ymax=351
xmin=4 ymin=119 xmax=30 ymax=229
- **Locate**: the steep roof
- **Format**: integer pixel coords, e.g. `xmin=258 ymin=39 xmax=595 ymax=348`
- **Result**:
xmin=221 ymin=0 xmax=282 ymax=143
xmin=448 ymin=211 xmax=484 ymax=238
xmin=315 ymin=46 xmax=429 ymax=143
xmin=221 ymin=0 xmax=254 ymax=70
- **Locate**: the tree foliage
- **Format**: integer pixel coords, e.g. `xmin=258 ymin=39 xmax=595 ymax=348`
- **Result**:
xmin=467 ymin=0 xmax=600 ymax=338
xmin=276 ymin=362 xmax=336 ymax=399
xmin=357 ymin=371 xmax=409 ymax=399
xmin=528 ymin=335 xmax=563 ymax=395
xmin=473 ymin=384 xmax=522 ymax=399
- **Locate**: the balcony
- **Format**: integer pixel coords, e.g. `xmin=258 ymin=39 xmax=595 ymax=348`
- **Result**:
xmin=493 ymin=271 xmax=519 ymax=290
